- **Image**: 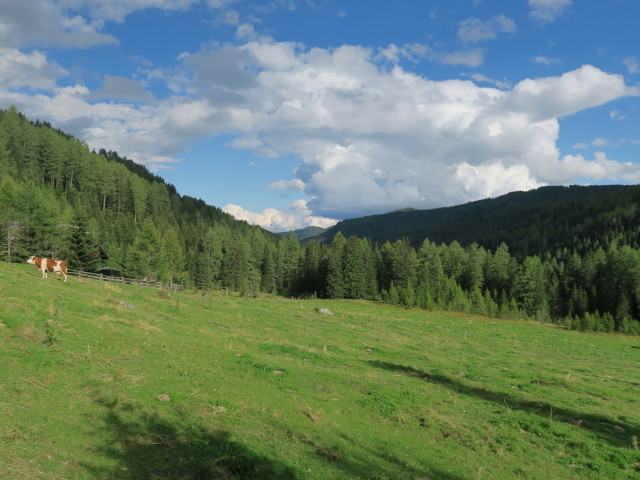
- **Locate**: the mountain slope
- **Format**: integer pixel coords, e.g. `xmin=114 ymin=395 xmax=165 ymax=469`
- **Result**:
xmin=0 ymin=106 xmax=282 ymax=289
xmin=277 ymin=226 xmax=326 ymax=241
xmin=316 ymin=185 xmax=640 ymax=258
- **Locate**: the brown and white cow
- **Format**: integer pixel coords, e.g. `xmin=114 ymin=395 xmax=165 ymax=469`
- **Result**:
xmin=27 ymin=256 xmax=68 ymax=282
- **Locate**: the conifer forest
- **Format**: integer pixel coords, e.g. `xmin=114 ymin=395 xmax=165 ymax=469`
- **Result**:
xmin=1 ymin=106 xmax=640 ymax=334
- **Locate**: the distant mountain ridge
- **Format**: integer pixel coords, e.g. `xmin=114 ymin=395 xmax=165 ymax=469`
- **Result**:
xmin=311 ymin=185 xmax=640 ymax=259
xmin=277 ymin=226 xmax=327 ymax=241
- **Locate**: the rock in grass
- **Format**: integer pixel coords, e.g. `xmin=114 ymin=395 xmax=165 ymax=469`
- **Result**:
xmin=118 ymin=300 xmax=136 ymax=309
xmin=318 ymin=308 xmax=334 ymax=316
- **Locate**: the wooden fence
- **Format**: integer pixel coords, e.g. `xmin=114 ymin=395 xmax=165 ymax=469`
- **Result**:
xmin=67 ymin=269 xmax=184 ymax=291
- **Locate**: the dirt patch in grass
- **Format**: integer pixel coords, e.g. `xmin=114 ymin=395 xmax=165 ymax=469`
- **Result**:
xmin=14 ymin=323 xmax=45 ymax=343
xmin=133 ymin=321 xmax=161 ymax=332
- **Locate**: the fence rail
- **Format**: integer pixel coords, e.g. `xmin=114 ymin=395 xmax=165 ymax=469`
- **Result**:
xmin=67 ymin=269 xmax=183 ymax=291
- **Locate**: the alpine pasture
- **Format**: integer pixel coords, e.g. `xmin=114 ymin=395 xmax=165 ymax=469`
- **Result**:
xmin=1 ymin=262 xmax=638 ymax=479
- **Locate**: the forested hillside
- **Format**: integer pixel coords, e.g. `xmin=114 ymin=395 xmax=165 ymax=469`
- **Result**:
xmin=1 ymin=107 xmax=639 ymax=334
xmin=0 ymin=106 xmax=284 ymax=292
xmin=316 ymin=185 xmax=640 ymax=259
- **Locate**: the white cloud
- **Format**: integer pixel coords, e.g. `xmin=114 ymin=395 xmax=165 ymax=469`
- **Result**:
xmin=534 ymin=55 xmax=561 ymax=66
xmin=269 ymin=179 xmax=306 ymax=191
xmin=223 ymin=200 xmax=337 ymax=231
xmin=442 ymin=49 xmax=484 ymax=67
xmin=529 ymin=0 xmax=572 ymax=24
xmin=377 ymin=43 xmax=431 ymax=64
xmin=610 ymin=110 xmax=626 ymax=120
xmin=573 ymin=137 xmax=640 ymax=150
xmin=502 ymin=65 xmax=636 ymax=123
xmin=457 ymin=14 xmax=516 ymax=44
xmin=0 ymin=0 xmax=117 ymax=48
xmin=466 ymin=73 xmax=512 ymax=90
xmin=553 ymin=152 xmax=640 ymax=183
xmin=623 ymin=56 xmax=639 ymax=74
xmin=207 ymin=0 xmax=238 ymax=9
xmin=59 ymin=0 xmax=198 ymax=23
xmin=455 ymin=162 xmax=543 ymax=199
xmin=2 ymin=35 xmax=639 ymax=223
xmin=0 ymin=48 xmax=67 ymax=91
xmin=89 ymin=75 xmax=156 ymax=102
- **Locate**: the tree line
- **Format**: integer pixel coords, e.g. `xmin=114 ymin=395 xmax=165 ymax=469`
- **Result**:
xmin=295 ymin=234 xmax=640 ymax=334
xmin=1 ymin=106 xmax=639 ymax=334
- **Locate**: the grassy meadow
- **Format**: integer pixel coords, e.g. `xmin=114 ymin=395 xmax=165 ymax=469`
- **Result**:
xmin=1 ymin=262 xmax=639 ymax=479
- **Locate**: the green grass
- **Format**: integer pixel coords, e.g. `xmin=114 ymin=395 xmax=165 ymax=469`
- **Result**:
xmin=1 ymin=262 xmax=639 ymax=479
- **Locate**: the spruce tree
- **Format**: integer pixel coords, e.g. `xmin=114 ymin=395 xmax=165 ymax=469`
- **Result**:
xmin=68 ymin=212 xmax=100 ymax=271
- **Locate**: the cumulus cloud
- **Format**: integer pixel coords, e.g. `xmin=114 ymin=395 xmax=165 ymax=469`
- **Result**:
xmin=1 ymin=0 xmax=235 ymax=48
xmin=2 ymin=33 xmax=638 ymax=223
xmin=500 ymin=65 xmax=635 ymax=122
xmin=457 ymin=14 xmax=516 ymax=43
xmin=0 ymin=48 xmax=67 ymax=90
xmin=529 ymin=0 xmax=572 ymax=24
xmin=89 ymin=75 xmax=156 ymax=102
xmin=223 ymin=200 xmax=337 ymax=231
xmin=59 ymin=0 xmax=198 ymax=23
xmin=0 ymin=0 xmax=117 ymax=48
xmin=553 ymin=152 xmax=640 ymax=183
xmin=455 ymin=162 xmax=543 ymax=199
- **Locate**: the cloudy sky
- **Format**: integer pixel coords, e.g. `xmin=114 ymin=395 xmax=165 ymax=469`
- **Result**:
xmin=1 ymin=1 xmax=639 ymax=231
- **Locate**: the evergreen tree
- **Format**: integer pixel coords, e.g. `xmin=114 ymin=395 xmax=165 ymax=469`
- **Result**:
xmin=326 ymin=232 xmax=346 ymax=298
xmin=131 ymin=218 xmax=162 ymax=279
xmin=301 ymin=240 xmax=323 ymax=296
xmin=161 ymin=226 xmax=186 ymax=286
xmin=222 ymin=232 xmax=250 ymax=292
xmin=463 ymin=243 xmax=486 ymax=292
xmin=276 ymin=233 xmax=301 ymax=296
xmin=68 ymin=212 xmax=100 ymax=271
xmin=343 ymin=236 xmax=369 ymax=299
xmin=261 ymin=242 xmax=277 ymax=295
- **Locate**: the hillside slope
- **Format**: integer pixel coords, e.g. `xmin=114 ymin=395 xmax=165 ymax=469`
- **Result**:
xmin=1 ymin=262 xmax=639 ymax=479
xmin=0 ymin=106 xmax=283 ymax=291
xmin=316 ymin=185 xmax=640 ymax=258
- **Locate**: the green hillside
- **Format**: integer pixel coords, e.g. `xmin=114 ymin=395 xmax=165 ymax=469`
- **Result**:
xmin=2 ymin=263 xmax=638 ymax=479
xmin=316 ymin=185 xmax=640 ymax=259
xmin=3 ymin=107 xmax=640 ymax=333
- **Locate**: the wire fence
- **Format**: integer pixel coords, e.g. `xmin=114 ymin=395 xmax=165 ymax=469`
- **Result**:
xmin=67 ymin=269 xmax=184 ymax=291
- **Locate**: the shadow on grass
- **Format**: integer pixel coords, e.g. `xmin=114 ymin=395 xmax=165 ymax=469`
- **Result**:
xmin=82 ymin=396 xmax=297 ymax=480
xmin=368 ymin=361 xmax=638 ymax=448
xmin=276 ymin=424 xmax=466 ymax=480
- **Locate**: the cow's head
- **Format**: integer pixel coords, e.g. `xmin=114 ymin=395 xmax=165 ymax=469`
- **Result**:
xmin=26 ymin=256 xmax=36 ymax=264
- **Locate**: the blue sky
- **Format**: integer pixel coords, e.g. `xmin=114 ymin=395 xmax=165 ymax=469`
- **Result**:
xmin=1 ymin=0 xmax=639 ymax=231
